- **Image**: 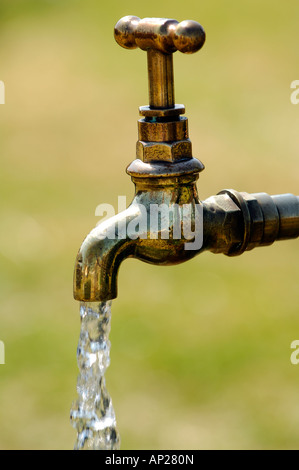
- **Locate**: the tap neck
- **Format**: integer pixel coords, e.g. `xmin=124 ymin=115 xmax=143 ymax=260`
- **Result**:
xmin=132 ymin=174 xmax=199 ymax=207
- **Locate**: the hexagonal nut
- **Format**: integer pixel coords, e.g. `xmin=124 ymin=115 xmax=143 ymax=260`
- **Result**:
xmin=136 ymin=139 xmax=192 ymax=162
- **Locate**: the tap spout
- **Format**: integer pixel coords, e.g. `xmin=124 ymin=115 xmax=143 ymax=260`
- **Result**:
xmin=74 ymin=205 xmax=139 ymax=302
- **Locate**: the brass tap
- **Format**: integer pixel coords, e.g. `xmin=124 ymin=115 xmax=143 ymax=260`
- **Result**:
xmin=73 ymin=16 xmax=299 ymax=302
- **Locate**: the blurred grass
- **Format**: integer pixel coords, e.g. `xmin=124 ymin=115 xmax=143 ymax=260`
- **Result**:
xmin=0 ymin=0 xmax=299 ymax=449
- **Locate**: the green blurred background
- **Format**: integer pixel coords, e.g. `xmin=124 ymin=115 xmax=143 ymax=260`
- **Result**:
xmin=0 ymin=0 xmax=299 ymax=450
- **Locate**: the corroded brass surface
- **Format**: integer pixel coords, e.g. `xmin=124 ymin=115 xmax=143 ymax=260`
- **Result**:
xmin=115 ymin=16 xmax=205 ymax=163
xmin=147 ymin=49 xmax=174 ymax=108
xmin=74 ymin=187 xmax=299 ymax=302
xmin=126 ymin=158 xmax=204 ymax=178
xmin=114 ymin=16 xmax=206 ymax=54
xmin=136 ymin=139 xmax=192 ymax=162
xmin=138 ymin=117 xmax=188 ymax=142
xmin=74 ymin=174 xmax=202 ymax=301
xmin=114 ymin=16 xmax=205 ymax=113
xmin=139 ymin=104 xmax=185 ymax=118
xmin=73 ymin=16 xmax=299 ymax=303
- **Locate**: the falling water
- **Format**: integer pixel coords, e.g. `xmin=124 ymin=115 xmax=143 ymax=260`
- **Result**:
xmin=70 ymin=301 xmax=120 ymax=450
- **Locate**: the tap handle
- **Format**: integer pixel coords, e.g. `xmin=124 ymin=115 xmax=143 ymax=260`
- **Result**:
xmin=114 ymin=16 xmax=205 ymax=54
xmin=114 ymin=16 xmax=205 ymax=111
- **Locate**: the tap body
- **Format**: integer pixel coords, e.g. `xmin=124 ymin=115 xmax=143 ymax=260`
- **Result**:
xmin=74 ymin=164 xmax=204 ymax=302
xmin=74 ymin=159 xmax=299 ymax=302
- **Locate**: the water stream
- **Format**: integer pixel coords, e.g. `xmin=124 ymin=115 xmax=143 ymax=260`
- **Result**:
xmin=70 ymin=301 xmax=120 ymax=450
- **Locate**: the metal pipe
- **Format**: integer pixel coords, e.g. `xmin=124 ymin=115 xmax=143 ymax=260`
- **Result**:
xmin=203 ymin=191 xmax=299 ymax=257
xmin=147 ymin=49 xmax=174 ymax=109
xmin=271 ymin=194 xmax=299 ymax=240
